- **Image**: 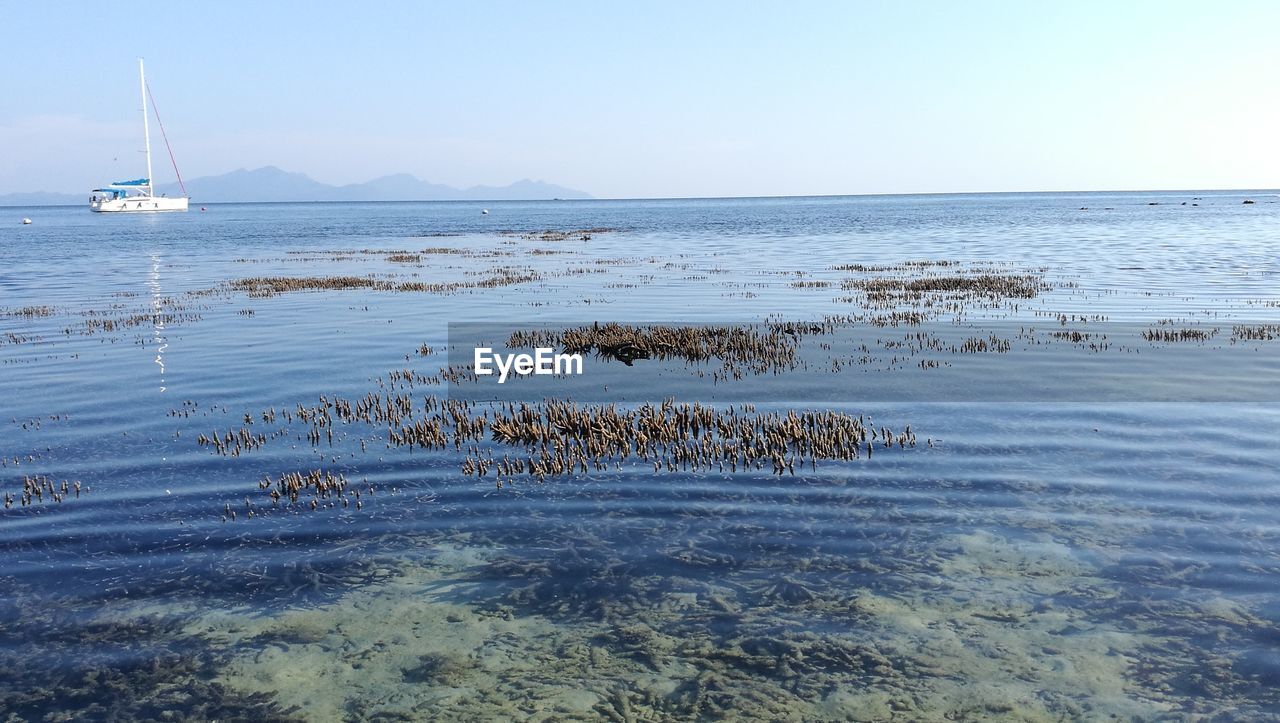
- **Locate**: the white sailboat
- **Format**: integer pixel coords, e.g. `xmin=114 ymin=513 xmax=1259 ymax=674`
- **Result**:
xmin=90 ymin=59 xmax=189 ymax=213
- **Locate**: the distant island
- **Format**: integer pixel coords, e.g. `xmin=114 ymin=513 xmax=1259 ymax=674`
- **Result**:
xmin=0 ymin=166 xmax=592 ymax=206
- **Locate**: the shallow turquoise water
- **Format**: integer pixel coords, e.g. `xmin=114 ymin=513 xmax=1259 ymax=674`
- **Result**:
xmin=2 ymin=192 xmax=1279 ymax=719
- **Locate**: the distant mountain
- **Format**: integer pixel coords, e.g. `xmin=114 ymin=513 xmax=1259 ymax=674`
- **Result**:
xmin=334 ymin=173 xmax=464 ymax=202
xmin=163 ymin=166 xmax=336 ymax=203
xmin=0 ymin=191 xmax=83 ymax=207
xmin=0 ymin=166 xmax=592 ymax=206
xmin=167 ymin=167 xmax=592 ymax=202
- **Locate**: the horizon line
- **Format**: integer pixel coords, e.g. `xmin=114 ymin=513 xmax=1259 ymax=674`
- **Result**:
xmin=4 ymin=186 xmax=1279 ymax=208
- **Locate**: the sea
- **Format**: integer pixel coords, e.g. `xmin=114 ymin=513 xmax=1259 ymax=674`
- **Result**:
xmin=1 ymin=191 xmax=1279 ymax=720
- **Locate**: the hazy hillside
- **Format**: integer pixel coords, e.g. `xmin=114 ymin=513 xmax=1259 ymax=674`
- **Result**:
xmin=1 ymin=167 xmax=592 ymax=206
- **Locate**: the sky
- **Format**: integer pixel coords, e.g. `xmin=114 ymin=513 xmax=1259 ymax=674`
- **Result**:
xmin=2 ymin=1 xmax=1278 ymax=198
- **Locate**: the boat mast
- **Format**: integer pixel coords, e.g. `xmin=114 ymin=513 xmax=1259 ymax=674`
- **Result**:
xmin=139 ymin=58 xmax=154 ymax=197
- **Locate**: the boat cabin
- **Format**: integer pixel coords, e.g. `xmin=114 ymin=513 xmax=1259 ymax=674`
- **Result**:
xmin=90 ymin=189 xmax=128 ymax=203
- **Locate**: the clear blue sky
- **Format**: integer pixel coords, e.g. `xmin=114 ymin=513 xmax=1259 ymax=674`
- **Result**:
xmin=3 ymin=1 xmax=1277 ymax=198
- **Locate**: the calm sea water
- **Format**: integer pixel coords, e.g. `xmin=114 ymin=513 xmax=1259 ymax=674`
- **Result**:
xmin=2 ymin=192 xmax=1279 ymax=720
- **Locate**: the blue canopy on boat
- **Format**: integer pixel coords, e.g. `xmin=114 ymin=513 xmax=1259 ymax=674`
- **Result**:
xmin=109 ymin=178 xmax=150 ymax=187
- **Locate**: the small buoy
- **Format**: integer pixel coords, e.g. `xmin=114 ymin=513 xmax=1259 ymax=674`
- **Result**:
xmin=200 ymin=207 xmax=206 ymax=212
xmin=481 ymin=209 xmax=489 ymax=215
xmin=21 ymin=218 xmax=32 ymax=225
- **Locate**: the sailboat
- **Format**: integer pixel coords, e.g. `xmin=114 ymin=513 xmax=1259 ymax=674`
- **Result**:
xmin=90 ymin=60 xmax=189 ymax=213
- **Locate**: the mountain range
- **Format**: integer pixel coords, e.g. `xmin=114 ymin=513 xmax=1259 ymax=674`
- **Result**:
xmin=0 ymin=166 xmax=592 ymax=206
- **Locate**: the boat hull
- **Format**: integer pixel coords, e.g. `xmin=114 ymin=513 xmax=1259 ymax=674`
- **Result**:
xmin=90 ymin=196 xmax=189 ymax=213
